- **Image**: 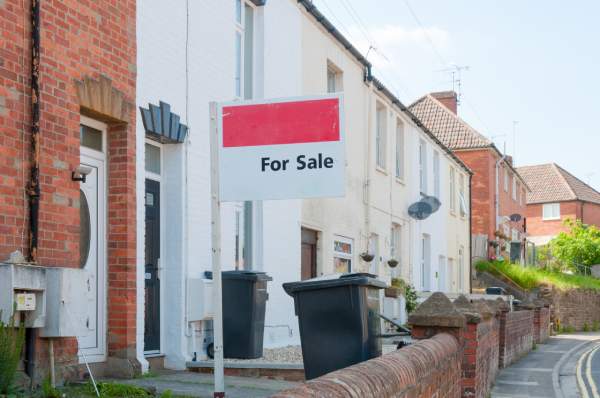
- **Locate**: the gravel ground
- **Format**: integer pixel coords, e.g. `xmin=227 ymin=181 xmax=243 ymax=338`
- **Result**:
xmin=226 ymin=345 xmax=303 ymax=364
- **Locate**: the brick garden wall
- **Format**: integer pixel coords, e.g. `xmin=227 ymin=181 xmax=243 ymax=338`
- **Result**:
xmin=463 ymin=317 xmax=499 ymax=398
xmin=550 ymin=288 xmax=600 ymax=331
xmin=272 ymin=333 xmax=462 ymax=398
xmin=534 ymin=307 xmax=550 ymax=343
xmin=498 ymin=309 xmax=534 ymax=368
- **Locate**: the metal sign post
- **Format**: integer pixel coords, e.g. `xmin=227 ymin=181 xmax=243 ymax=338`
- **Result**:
xmin=209 ymin=102 xmax=225 ymax=397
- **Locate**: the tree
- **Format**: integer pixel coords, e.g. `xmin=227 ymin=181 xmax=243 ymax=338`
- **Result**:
xmin=550 ymin=219 xmax=600 ymax=268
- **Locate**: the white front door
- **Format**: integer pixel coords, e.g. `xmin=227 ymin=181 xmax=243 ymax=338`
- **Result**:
xmin=438 ymin=256 xmax=446 ymax=292
xmin=78 ymin=118 xmax=107 ymax=363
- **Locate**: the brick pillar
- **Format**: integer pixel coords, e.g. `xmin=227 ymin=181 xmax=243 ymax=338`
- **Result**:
xmin=533 ymin=302 xmax=550 ymax=344
xmin=105 ymin=120 xmax=138 ymax=376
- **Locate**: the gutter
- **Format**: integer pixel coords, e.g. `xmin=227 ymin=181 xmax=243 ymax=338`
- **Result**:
xmin=27 ymin=0 xmax=41 ymax=262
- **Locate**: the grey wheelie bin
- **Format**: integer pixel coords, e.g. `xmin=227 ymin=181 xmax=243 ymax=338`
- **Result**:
xmin=221 ymin=270 xmax=273 ymax=359
xmin=283 ymin=273 xmax=386 ymax=379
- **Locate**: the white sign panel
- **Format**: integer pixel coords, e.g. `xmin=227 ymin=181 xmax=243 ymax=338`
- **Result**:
xmin=218 ymin=94 xmax=345 ymax=201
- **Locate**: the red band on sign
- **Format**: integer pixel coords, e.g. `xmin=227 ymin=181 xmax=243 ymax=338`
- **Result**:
xmin=222 ymin=98 xmax=340 ymax=147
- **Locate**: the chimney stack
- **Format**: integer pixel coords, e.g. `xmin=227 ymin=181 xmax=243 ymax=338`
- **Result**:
xmin=431 ymin=91 xmax=458 ymax=114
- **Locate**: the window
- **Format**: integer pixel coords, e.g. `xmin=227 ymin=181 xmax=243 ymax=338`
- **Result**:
xmin=419 ymin=139 xmax=427 ymax=193
xmin=543 ymin=203 xmax=560 ymax=220
xmin=390 ymin=224 xmax=401 ymax=260
xmin=511 ymin=229 xmax=519 ymax=242
xmin=234 ymin=206 xmax=245 ymax=270
xmin=433 ymin=151 xmax=440 ymax=198
xmin=80 ymin=124 xmax=103 ymax=152
xmin=448 ymin=258 xmax=455 ymax=292
xmin=326 ymin=62 xmax=342 ymax=93
xmin=395 ymin=119 xmax=404 ymax=180
xmin=333 ymin=236 xmax=353 ymax=273
xmin=145 ymin=143 xmax=161 ymax=175
xmin=512 ymin=176 xmax=517 ymax=201
xmin=376 ymin=103 xmax=387 ymax=170
xmin=449 ymin=167 xmax=456 ymax=213
xmin=504 ymin=167 xmax=509 ymax=192
xmin=459 ymin=173 xmax=467 ymax=217
xmin=458 ymin=247 xmax=465 ymax=292
xmin=521 ymin=188 xmax=526 ymax=206
xmin=421 ymin=234 xmax=431 ymax=291
xmin=235 ymin=1 xmax=254 ymax=98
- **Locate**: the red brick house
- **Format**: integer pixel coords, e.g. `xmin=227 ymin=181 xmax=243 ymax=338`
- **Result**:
xmin=1 ymin=0 xmax=138 ymax=382
xmin=410 ymin=92 xmax=529 ymax=260
xmin=517 ymin=163 xmax=600 ymax=245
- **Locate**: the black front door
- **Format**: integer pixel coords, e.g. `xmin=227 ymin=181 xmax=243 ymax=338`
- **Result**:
xmin=144 ymin=179 xmax=160 ymax=352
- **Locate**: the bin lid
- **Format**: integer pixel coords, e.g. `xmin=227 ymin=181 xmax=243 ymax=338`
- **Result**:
xmin=204 ymin=270 xmax=273 ymax=282
xmin=282 ymin=272 xmax=386 ymax=295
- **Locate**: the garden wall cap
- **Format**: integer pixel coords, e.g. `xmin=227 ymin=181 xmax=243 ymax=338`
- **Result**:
xmin=453 ymin=295 xmax=482 ymax=323
xmin=408 ymin=292 xmax=466 ymax=328
xmin=474 ymin=299 xmax=494 ymax=320
xmin=516 ymin=296 xmax=536 ymax=310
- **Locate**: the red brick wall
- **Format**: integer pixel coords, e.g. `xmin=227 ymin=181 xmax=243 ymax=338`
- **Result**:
xmin=551 ymin=288 xmax=600 ymax=331
xmin=534 ymin=307 xmax=550 ymax=344
xmin=462 ymin=318 xmax=499 ymax=398
xmin=456 ymin=149 xmax=526 ymax=258
xmin=1 ymin=0 xmax=137 ymax=379
xmin=272 ymin=333 xmax=462 ymax=398
xmin=498 ymin=310 xmax=534 ymax=368
xmin=526 ymin=201 xmax=600 ymax=240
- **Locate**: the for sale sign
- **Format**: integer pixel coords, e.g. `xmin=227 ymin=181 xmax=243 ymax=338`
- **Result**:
xmin=218 ymin=94 xmax=345 ymax=201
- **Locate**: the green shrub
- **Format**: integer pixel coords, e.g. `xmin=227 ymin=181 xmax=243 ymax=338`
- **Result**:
xmin=391 ymin=278 xmax=419 ymax=314
xmin=0 ymin=311 xmax=26 ymax=395
xmin=584 ymin=322 xmax=590 ymax=332
xmin=551 ymin=219 xmax=600 ymax=268
xmin=41 ymin=377 xmax=61 ymax=398
xmin=593 ymin=321 xmax=600 ymax=332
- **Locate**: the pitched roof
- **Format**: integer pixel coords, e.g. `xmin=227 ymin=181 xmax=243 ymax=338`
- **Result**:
xmin=516 ymin=164 xmax=600 ymax=205
xmin=409 ymin=94 xmax=492 ymax=150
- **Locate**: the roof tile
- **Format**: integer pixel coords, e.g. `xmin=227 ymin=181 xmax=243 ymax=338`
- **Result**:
xmin=517 ymin=164 xmax=600 ymax=205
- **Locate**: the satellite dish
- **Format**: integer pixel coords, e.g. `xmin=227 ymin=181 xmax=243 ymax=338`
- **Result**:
xmin=509 ymin=213 xmax=522 ymax=222
xmin=408 ymin=201 xmax=433 ymax=220
xmin=421 ymin=195 xmax=441 ymax=213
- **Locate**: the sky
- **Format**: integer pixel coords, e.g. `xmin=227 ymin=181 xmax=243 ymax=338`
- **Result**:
xmin=312 ymin=0 xmax=600 ymax=190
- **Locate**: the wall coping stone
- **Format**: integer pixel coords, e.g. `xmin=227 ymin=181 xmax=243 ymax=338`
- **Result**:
xmin=409 ymin=292 xmax=466 ymax=328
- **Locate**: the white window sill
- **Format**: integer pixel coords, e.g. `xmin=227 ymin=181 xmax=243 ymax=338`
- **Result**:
xmin=542 ymin=217 xmax=561 ymax=221
xmin=395 ymin=177 xmax=405 ymax=185
xmin=376 ymin=167 xmax=388 ymax=176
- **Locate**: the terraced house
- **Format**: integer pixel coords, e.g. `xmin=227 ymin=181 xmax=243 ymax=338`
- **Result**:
xmin=410 ymin=92 xmax=529 ymax=263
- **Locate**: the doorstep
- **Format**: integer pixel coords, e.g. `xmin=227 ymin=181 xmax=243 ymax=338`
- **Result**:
xmin=186 ymin=360 xmax=305 ymax=382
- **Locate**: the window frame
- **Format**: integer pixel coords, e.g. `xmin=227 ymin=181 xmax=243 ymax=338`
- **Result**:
xmin=333 ymin=235 xmax=353 ymax=273
xmin=433 ymin=150 xmax=440 ymax=198
xmin=419 ymin=139 xmax=427 ymax=194
xmin=395 ymin=118 xmax=405 ymax=181
xmin=459 ymin=173 xmax=467 ymax=218
xmin=234 ymin=0 xmax=255 ymax=99
xmin=449 ymin=166 xmax=456 ymax=214
xmin=375 ymin=102 xmax=387 ymax=171
xmin=504 ymin=167 xmax=509 ymax=192
xmin=326 ymin=61 xmax=343 ymax=93
xmin=512 ymin=176 xmax=517 ymax=201
xmin=542 ymin=203 xmax=561 ymax=220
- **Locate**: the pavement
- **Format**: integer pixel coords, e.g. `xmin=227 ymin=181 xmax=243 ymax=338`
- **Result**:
xmin=492 ymin=332 xmax=600 ymax=398
xmin=118 ymin=370 xmax=298 ymax=398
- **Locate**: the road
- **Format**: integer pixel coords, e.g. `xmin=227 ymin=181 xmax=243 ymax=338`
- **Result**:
xmin=492 ymin=333 xmax=600 ymax=398
xmin=577 ymin=341 xmax=600 ymax=398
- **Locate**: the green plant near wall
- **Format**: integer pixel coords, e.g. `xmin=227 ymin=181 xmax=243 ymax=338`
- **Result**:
xmin=551 ymin=219 xmax=600 ymax=268
xmin=391 ymin=278 xmax=419 ymax=314
xmin=0 ymin=311 xmax=26 ymax=395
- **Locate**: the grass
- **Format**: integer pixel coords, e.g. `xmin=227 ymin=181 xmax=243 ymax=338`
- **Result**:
xmin=475 ymin=260 xmax=600 ymax=291
xmin=55 ymin=383 xmax=192 ymax=398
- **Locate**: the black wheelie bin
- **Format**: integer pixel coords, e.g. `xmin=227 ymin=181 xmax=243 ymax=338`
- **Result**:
xmin=283 ymin=272 xmax=386 ymax=379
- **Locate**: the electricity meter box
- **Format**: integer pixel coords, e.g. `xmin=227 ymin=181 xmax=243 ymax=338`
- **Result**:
xmin=40 ymin=267 xmax=87 ymax=337
xmin=0 ymin=263 xmax=46 ymax=328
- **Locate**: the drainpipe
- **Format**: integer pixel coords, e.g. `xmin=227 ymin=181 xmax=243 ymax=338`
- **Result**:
xmin=494 ymin=152 xmax=507 ymax=257
xmin=27 ymin=0 xmax=41 ymax=262
xmin=469 ymin=173 xmax=473 ymax=294
xmin=363 ymin=70 xmax=373 ymax=260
